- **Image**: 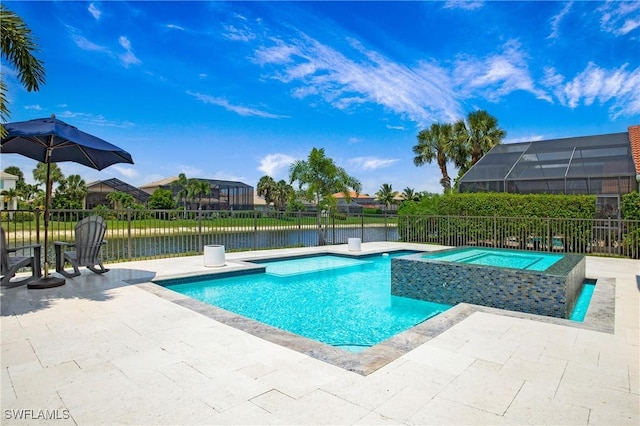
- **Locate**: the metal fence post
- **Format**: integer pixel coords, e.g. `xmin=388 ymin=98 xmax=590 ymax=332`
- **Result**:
xmin=198 ymin=208 xmax=203 ymax=252
xmin=253 ymin=210 xmax=258 ymax=250
xmin=35 ymin=208 xmax=41 ymax=244
xmin=384 ymin=213 xmax=388 ymax=242
xmin=546 ymin=217 xmax=551 ymax=252
xmin=297 ymin=211 xmax=301 ymax=247
xmin=126 ymin=208 xmax=132 ymax=261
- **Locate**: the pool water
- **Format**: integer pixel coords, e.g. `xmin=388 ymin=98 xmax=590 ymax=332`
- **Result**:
xmin=570 ymin=282 xmax=595 ymax=321
xmin=422 ymin=248 xmax=563 ymax=271
xmin=264 ymin=255 xmax=369 ymax=277
xmin=164 ymin=251 xmax=450 ymax=352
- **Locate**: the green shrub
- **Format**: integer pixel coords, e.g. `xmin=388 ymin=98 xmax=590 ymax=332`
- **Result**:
xmin=398 ymin=193 xmax=597 ymax=244
xmin=0 ymin=211 xmax=36 ymax=223
xmin=435 ymin=193 xmax=596 ymax=218
xmin=363 ymin=208 xmax=382 ymax=215
xmin=621 ymin=192 xmax=640 ymax=220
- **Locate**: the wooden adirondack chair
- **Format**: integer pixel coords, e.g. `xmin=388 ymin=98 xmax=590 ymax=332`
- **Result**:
xmin=1 ymin=226 xmax=42 ymax=287
xmin=54 ymin=216 xmax=109 ymax=278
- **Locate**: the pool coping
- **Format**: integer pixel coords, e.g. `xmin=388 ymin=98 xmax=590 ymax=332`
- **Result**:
xmin=139 ymin=249 xmax=615 ymax=376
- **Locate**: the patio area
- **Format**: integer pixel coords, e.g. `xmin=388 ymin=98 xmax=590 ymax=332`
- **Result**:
xmin=1 ymin=242 xmax=638 ymax=425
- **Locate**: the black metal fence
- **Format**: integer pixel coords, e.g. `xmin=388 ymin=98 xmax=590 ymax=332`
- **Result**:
xmin=0 ymin=209 xmax=397 ymax=263
xmin=398 ymin=214 xmax=639 ymax=259
xmin=2 ymin=209 xmax=638 ymax=263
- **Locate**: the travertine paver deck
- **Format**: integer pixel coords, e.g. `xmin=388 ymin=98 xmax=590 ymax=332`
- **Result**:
xmin=1 ymin=242 xmax=638 ymax=425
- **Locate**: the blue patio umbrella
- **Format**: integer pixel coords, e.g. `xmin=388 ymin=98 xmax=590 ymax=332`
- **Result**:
xmin=1 ymin=115 xmax=134 ymax=288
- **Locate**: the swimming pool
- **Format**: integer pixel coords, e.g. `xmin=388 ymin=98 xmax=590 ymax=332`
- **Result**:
xmin=162 ymin=251 xmax=450 ymax=352
xmin=422 ymin=247 xmax=563 ymax=271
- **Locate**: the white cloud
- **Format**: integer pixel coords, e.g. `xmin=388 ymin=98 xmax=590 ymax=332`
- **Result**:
xmin=386 ymin=125 xmax=405 ymax=131
xmin=177 ymin=165 xmax=205 ymax=177
xmin=187 ymin=91 xmax=289 ymax=118
xmin=88 ymin=3 xmax=101 ymax=20
xmin=543 ymin=62 xmax=640 ymax=118
xmin=505 ymin=135 xmax=545 ymax=143
xmin=250 ymin=32 xmax=461 ymax=125
xmin=222 ymin=23 xmax=257 ymax=42
xmin=111 ymin=165 xmax=137 ymax=179
xmin=618 ymin=18 xmax=640 ymax=35
xmin=70 ymin=30 xmax=141 ymax=69
xmin=453 ymin=40 xmax=551 ymax=102
xmin=118 ymin=36 xmax=141 ymax=67
xmin=211 ymin=171 xmax=246 ymax=182
xmin=166 ymin=24 xmax=185 ymax=31
xmin=547 ymin=1 xmax=573 ymax=39
xmin=258 ymin=153 xmax=296 ymax=176
xmin=253 ymin=41 xmax=299 ymax=66
xmin=55 ymin=111 xmax=135 ymax=129
xmin=72 ymin=34 xmax=109 ymax=53
xmin=25 ymin=105 xmax=43 ymax=111
xmin=349 ymin=157 xmax=399 ymax=171
xmin=598 ymin=0 xmax=640 ymax=36
xmin=443 ymin=1 xmax=484 ymax=11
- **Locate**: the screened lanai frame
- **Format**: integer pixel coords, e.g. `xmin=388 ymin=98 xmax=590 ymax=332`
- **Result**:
xmin=85 ymin=177 xmax=151 ymax=209
xmin=458 ymin=132 xmax=636 ymax=196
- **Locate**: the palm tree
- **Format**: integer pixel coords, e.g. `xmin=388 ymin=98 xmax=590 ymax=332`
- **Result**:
xmin=20 ymin=183 xmax=40 ymax=206
xmin=1 ymin=187 xmax=19 ymax=210
xmin=375 ymin=183 xmax=398 ymax=213
xmin=257 ymin=175 xmax=277 ymax=208
xmin=65 ymin=174 xmax=87 ymax=204
xmin=0 ymin=5 xmax=46 ymax=135
xmin=413 ymin=122 xmax=455 ymax=192
xmin=289 ymin=147 xmax=361 ymax=245
xmin=33 ymin=162 xmax=63 ymax=188
xmin=107 ymin=191 xmax=135 ymax=209
xmin=33 ymin=162 xmax=63 ymax=210
xmin=187 ymin=179 xmax=211 ymax=209
xmin=402 ymin=187 xmax=420 ymax=202
xmin=454 ymin=110 xmax=506 ymax=176
xmin=171 ymin=173 xmax=189 ymax=212
xmin=273 ymin=180 xmax=294 ymax=211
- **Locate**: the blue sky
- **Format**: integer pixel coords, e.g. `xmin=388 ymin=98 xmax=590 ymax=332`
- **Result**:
xmin=2 ymin=1 xmax=639 ymax=195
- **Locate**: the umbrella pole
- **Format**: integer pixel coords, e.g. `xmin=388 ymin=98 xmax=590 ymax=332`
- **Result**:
xmin=28 ymin=142 xmax=64 ymax=289
xmin=44 ymin=156 xmax=51 ymax=275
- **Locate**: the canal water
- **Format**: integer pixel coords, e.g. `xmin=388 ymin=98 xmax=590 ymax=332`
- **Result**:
xmin=102 ymin=227 xmax=399 ymax=261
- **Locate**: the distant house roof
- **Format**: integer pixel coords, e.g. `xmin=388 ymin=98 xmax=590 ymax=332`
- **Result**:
xmin=139 ymin=176 xmax=179 ymax=189
xmin=630 ymin=125 xmax=640 ymax=174
xmin=332 ymin=191 xmax=371 ymax=199
xmin=0 ymin=172 xmax=18 ymax=180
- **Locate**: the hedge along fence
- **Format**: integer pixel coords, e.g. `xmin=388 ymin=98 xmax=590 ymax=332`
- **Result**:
xmin=434 ymin=193 xmax=597 ymax=218
xmin=397 ymin=193 xmax=640 ymax=258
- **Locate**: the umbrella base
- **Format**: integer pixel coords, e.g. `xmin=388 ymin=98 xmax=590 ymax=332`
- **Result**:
xmin=28 ymin=276 xmax=65 ymax=289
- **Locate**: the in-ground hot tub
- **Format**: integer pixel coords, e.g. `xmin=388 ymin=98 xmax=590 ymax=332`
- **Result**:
xmin=391 ymin=247 xmax=586 ymax=319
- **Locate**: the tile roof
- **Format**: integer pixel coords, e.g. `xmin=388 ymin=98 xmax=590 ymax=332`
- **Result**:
xmin=629 ymin=125 xmax=640 ymax=174
xmin=139 ymin=176 xmax=179 ymax=188
xmin=333 ymin=191 xmax=372 ymax=199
